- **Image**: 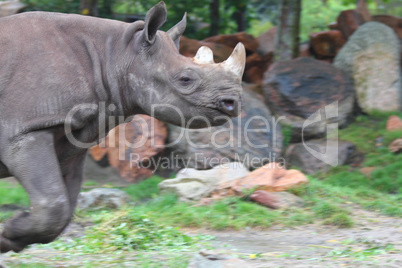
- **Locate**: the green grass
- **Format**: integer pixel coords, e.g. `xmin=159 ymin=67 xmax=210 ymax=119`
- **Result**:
xmin=108 ymin=179 xmax=351 ymax=230
xmin=135 ymin=195 xmax=281 ymax=229
xmin=51 ymin=208 xmax=211 ymax=254
xmin=122 ymin=176 xmax=164 ymax=201
xmin=0 ymin=180 xmax=29 ymax=222
xmin=328 ymin=239 xmax=395 ymax=261
xmin=338 ymin=111 xmax=402 ymax=153
xmin=0 ymin=181 xmax=29 ymax=206
xmin=313 ymin=201 xmax=346 ymax=219
xmin=323 ymin=212 xmax=354 ymax=228
xmin=6 ymin=264 xmax=51 ymax=268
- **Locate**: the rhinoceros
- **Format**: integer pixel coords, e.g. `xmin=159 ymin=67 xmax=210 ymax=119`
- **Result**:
xmin=0 ymin=2 xmax=245 ymax=252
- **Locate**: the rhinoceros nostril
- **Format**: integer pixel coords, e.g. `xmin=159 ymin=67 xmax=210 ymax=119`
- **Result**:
xmin=219 ymin=98 xmax=239 ymax=117
xmin=221 ymin=99 xmax=235 ymax=111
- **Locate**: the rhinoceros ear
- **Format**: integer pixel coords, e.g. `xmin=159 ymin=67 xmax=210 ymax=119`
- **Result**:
xmin=144 ymin=1 xmax=167 ymax=44
xmin=167 ymin=13 xmax=187 ymax=51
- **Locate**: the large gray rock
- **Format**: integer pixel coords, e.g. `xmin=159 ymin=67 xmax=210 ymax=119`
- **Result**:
xmin=158 ymin=162 xmax=249 ymax=201
xmin=166 ymin=88 xmax=283 ymax=170
xmin=334 ymin=22 xmax=401 ymax=113
xmin=83 ymin=156 xmax=129 ymax=187
xmin=77 ymin=188 xmax=132 ymax=210
xmin=285 ymin=140 xmax=357 ymax=174
xmin=263 ymin=57 xmax=355 ymax=142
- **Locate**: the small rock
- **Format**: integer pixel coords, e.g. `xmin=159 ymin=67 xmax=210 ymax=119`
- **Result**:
xmin=176 ymin=162 xmax=250 ymax=182
xmin=213 ymin=163 xmax=308 ymax=197
xmin=386 ymin=115 xmax=402 ymax=131
xmin=188 ymin=250 xmax=252 ymax=268
xmin=158 ymin=162 xmax=250 ymax=201
xmin=250 ymin=190 xmax=278 ymax=209
xmin=159 ymin=177 xmax=218 ymax=202
xmin=77 ymin=188 xmax=132 ymax=210
xmin=337 ymin=9 xmax=364 ymax=39
xmin=389 ymin=139 xmax=402 ymax=154
xmin=273 ymin=169 xmax=309 ymax=192
xmin=309 ymin=30 xmax=346 ymax=59
xmin=250 ymin=190 xmax=305 ymax=209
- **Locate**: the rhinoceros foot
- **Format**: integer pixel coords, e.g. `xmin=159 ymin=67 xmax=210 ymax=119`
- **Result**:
xmin=0 ymin=236 xmax=25 ymax=253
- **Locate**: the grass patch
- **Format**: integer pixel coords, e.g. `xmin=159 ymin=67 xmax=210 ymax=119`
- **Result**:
xmin=6 ymin=264 xmax=51 ymax=268
xmin=0 ymin=181 xmax=29 ymax=222
xmin=110 ymin=178 xmax=313 ymax=230
xmin=328 ymin=239 xmax=395 ymax=261
xmin=281 ymin=123 xmax=293 ymax=148
xmin=0 ymin=211 xmax=14 ymax=222
xmin=323 ymin=212 xmax=354 ymax=228
xmin=313 ymin=201 xmax=344 ymax=219
xmin=0 ymin=181 xmax=29 ymax=206
xmin=134 ymin=195 xmax=281 ymax=230
xmin=122 ymin=176 xmax=164 ymax=201
xmin=320 ymin=112 xmax=402 ymax=198
xmin=339 ymin=111 xmax=402 ymax=153
xmin=52 ymin=209 xmax=210 ymax=254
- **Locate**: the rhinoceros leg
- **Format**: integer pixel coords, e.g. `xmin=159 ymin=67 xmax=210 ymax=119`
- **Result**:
xmin=0 ymin=131 xmax=71 ymax=253
xmin=60 ymin=152 xmax=86 ymax=214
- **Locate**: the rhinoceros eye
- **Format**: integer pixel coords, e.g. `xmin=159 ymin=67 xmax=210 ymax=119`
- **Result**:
xmin=172 ymin=69 xmax=201 ymax=94
xmin=179 ymin=76 xmax=191 ymax=84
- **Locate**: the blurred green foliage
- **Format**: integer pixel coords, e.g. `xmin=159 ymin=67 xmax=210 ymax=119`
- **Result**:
xmin=300 ymin=0 xmax=355 ymax=41
xmin=20 ymin=0 xmax=401 ymax=40
xmin=22 ymin=0 xmax=81 ymax=13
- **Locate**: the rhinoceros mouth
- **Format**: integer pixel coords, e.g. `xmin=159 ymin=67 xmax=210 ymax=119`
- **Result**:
xmin=208 ymin=105 xmax=240 ymax=119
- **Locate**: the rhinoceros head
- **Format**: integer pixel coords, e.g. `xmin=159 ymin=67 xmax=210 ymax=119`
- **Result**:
xmin=125 ymin=2 xmax=245 ymax=128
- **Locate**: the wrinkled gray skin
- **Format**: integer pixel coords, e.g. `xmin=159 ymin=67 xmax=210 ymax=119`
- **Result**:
xmin=0 ymin=2 xmax=244 ymax=253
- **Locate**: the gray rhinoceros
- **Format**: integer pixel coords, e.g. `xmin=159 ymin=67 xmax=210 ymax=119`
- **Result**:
xmin=0 ymin=2 xmax=245 ymax=252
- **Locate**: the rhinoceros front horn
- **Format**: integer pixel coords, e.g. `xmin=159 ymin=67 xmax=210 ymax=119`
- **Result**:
xmin=221 ymin=42 xmax=246 ymax=80
xmin=193 ymin=46 xmax=215 ymax=64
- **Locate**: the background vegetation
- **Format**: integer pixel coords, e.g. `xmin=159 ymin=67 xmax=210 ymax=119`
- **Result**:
xmin=20 ymin=0 xmax=402 ymax=40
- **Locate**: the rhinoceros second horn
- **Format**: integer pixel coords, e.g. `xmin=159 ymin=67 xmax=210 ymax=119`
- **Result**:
xmin=221 ymin=42 xmax=246 ymax=80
